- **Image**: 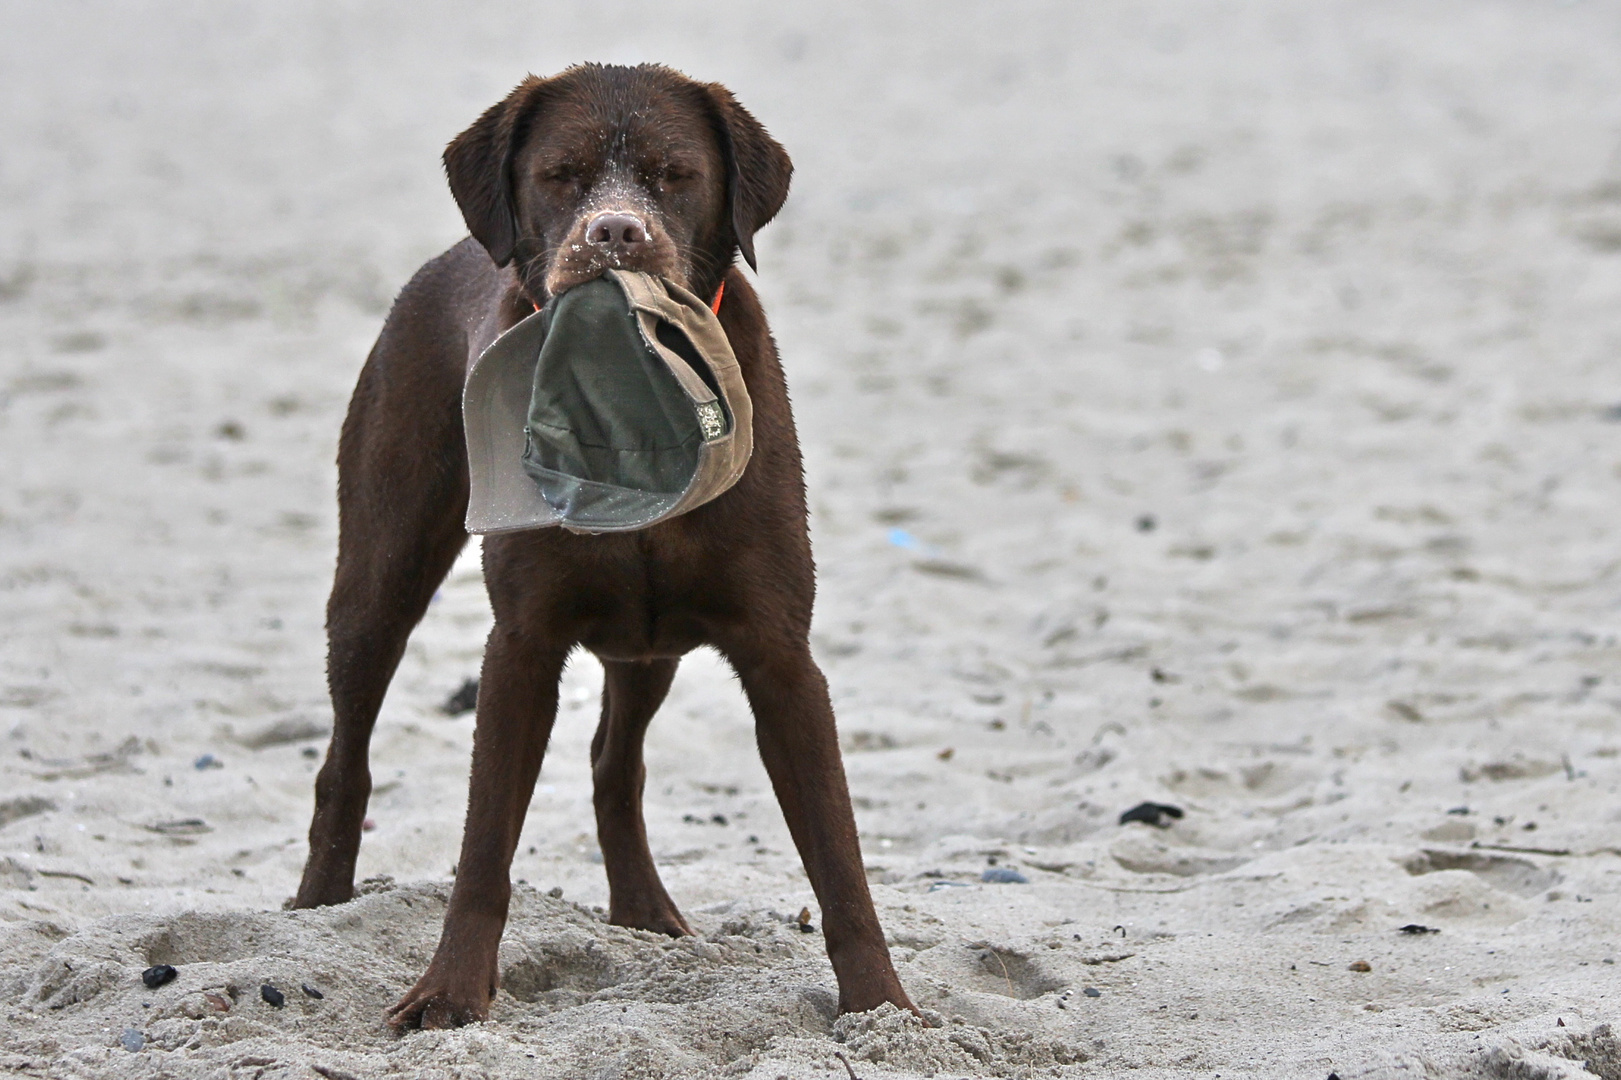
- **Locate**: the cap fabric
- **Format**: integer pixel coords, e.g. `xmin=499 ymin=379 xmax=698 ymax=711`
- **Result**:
xmin=463 ymin=270 xmax=752 ymax=534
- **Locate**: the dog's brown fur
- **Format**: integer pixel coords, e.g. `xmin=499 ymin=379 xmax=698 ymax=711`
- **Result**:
xmin=291 ymin=63 xmax=916 ymax=1031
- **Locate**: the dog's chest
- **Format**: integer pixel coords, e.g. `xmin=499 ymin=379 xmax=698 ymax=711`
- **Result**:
xmin=496 ymin=521 xmax=739 ymax=660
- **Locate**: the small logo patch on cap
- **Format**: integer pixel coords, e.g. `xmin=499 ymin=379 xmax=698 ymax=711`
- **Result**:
xmin=695 ymin=400 xmax=725 ymax=440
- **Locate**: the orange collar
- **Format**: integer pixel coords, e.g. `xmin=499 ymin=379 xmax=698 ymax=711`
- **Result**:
xmin=528 ymin=280 xmax=725 ymax=315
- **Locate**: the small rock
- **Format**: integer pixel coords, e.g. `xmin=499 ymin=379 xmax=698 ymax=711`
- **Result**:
xmin=301 ymin=983 xmax=324 ymax=999
xmin=1136 ymin=514 xmax=1157 ymax=532
xmin=1119 ymin=801 xmax=1184 ymax=828
xmin=547 ymin=886 xmax=564 ymax=899
xmin=441 ymin=678 xmax=479 ymax=716
xmin=1348 ymin=960 xmax=1372 ymax=972
xmin=141 ymin=964 xmax=177 ymax=989
xmin=981 ymin=867 xmax=1029 ymax=884
xmin=260 ymin=984 xmax=285 ymax=1007
xmin=193 ymin=753 xmax=222 ymax=770
xmin=204 ymin=992 xmax=231 ymax=1011
xmin=361 ymin=818 xmax=376 ymax=832
xmin=798 ymin=907 xmax=816 ymax=933
xmin=1397 ymin=924 xmax=1439 ymax=935
xmin=1082 ymin=987 xmax=1102 ymax=998
xmin=119 ymin=1028 xmax=144 ymax=1052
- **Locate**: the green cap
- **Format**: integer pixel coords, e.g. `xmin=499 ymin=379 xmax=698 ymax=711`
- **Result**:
xmin=463 ymin=270 xmax=753 ymax=534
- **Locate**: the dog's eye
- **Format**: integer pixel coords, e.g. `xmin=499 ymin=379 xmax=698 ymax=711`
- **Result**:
xmin=661 ymin=166 xmax=696 ymax=184
xmin=542 ymin=166 xmax=582 ymax=186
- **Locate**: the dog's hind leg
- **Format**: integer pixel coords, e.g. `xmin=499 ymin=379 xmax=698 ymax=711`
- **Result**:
xmin=726 ymin=640 xmax=917 ymax=1016
xmin=591 ymin=658 xmax=692 ymax=936
xmin=295 ymin=342 xmax=469 ymax=909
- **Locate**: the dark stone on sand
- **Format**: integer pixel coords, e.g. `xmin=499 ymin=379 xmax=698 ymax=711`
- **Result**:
xmin=141 ymin=964 xmax=177 ymax=989
xmin=302 ymin=983 xmax=324 ymax=998
xmin=441 ymin=678 xmax=479 ymax=716
xmin=260 ymin=983 xmax=285 ymax=1007
xmin=1119 ymin=801 xmax=1184 ymax=827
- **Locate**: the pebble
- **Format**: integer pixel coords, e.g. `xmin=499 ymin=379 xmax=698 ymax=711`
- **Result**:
xmin=1119 ymin=801 xmax=1184 ymax=828
xmin=301 ymin=983 xmax=324 ymax=999
xmin=441 ymin=678 xmax=479 ymax=716
xmin=1348 ymin=961 xmax=1372 ymax=972
xmin=981 ymin=867 xmax=1029 ymax=884
xmin=1397 ymin=924 xmax=1439 ymax=935
xmin=261 ymin=983 xmax=286 ymax=1007
xmin=193 ymin=753 xmax=222 ymax=770
xmin=1082 ymin=987 xmax=1102 ymax=998
xmin=119 ymin=1028 xmax=144 ymax=1052
xmin=141 ymin=964 xmax=177 ymax=989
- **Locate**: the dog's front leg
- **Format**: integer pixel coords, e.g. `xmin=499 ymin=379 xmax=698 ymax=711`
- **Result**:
xmin=729 ymin=642 xmax=918 ymax=1017
xmin=388 ymin=626 xmax=568 ymax=1030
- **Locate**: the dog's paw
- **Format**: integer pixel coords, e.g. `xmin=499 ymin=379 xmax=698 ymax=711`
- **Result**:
xmin=609 ymin=904 xmax=694 ymax=938
xmin=386 ymin=972 xmax=492 ymax=1032
xmin=837 ymin=977 xmax=921 ymax=1020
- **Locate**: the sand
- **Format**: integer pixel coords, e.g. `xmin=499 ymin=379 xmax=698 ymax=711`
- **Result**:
xmin=3 ymin=2 xmax=1621 ymax=1077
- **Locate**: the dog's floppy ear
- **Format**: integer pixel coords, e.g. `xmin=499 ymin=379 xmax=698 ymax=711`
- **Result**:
xmin=703 ymin=84 xmax=793 ymax=272
xmin=444 ymin=76 xmax=549 ymax=268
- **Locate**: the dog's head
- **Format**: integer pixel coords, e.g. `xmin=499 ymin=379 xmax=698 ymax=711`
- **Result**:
xmin=445 ymin=64 xmax=792 ymax=302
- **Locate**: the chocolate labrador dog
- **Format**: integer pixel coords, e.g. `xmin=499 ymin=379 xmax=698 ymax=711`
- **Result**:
xmin=291 ymin=63 xmax=916 ymax=1030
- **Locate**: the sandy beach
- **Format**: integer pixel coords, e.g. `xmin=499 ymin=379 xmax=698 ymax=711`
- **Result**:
xmin=3 ymin=2 xmax=1621 ymax=1076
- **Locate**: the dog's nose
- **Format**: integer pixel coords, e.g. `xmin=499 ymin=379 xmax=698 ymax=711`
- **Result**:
xmin=586 ymin=212 xmax=648 ymax=249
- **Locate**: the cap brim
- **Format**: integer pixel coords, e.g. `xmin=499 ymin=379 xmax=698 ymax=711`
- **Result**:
xmin=463 ymin=308 xmax=564 ymax=534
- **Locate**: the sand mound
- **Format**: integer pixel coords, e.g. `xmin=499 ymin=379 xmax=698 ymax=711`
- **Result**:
xmin=1 ymin=883 xmax=1099 ymax=1078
